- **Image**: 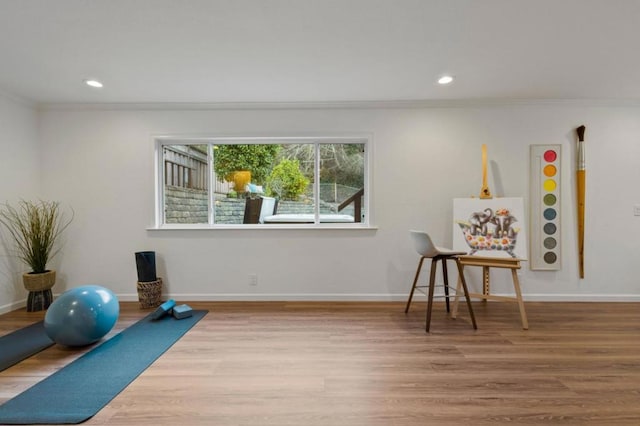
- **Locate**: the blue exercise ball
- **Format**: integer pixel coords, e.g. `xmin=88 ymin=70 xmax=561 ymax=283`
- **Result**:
xmin=44 ymin=285 xmax=119 ymax=347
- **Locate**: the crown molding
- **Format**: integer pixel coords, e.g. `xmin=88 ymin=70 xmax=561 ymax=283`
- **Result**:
xmin=37 ymin=98 xmax=640 ymax=112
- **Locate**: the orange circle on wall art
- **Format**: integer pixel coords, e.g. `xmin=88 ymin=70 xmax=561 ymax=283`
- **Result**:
xmin=543 ymin=179 xmax=556 ymax=191
xmin=543 ymin=164 xmax=557 ymax=177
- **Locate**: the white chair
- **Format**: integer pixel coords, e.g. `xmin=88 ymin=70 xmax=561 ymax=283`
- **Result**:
xmin=405 ymin=230 xmax=477 ymax=332
xmin=258 ymin=197 xmax=277 ymax=223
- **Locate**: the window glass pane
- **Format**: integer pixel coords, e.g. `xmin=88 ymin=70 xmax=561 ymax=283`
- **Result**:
xmin=212 ymin=143 xmax=317 ymax=224
xmin=319 ymin=143 xmax=365 ymax=223
xmin=159 ymin=138 xmax=367 ymax=227
xmin=163 ymin=144 xmax=209 ymax=224
xmin=265 ymin=144 xmax=315 ymax=222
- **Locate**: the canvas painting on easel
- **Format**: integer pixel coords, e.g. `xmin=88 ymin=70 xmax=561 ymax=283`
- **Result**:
xmin=452 ymin=198 xmax=528 ymax=260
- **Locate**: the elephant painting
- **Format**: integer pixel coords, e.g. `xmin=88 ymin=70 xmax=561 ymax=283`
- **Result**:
xmin=468 ymin=208 xmax=493 ymax=236
xmin=491 ymin=208 xmax=517 ymax=238
xmin=453 ymin=198 xmax=527 ymax=259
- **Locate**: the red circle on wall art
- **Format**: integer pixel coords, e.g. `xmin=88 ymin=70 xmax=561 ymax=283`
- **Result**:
xmin=543 ymin=150 xmax=557 ymax=162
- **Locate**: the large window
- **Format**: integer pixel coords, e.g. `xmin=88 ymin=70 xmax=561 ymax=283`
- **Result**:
xmin=155 ymin=136 xmax=369 ymax=227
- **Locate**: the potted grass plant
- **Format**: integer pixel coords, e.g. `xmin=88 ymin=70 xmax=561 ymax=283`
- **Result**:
xmin=0 ymin=200 xmax=73 ymax=311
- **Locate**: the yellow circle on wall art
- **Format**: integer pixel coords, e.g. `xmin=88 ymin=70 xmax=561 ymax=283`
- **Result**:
xmin=543 ymin=164 xmax=557 ymax=177
xmin=543 ymin=179 xmax=556 ymax=191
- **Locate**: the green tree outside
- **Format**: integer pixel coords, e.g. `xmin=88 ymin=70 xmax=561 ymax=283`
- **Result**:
xmin=266 ymin=159 xmax=310 ymax=200
xmin=213 ymin=144 xmax=280 ymax=186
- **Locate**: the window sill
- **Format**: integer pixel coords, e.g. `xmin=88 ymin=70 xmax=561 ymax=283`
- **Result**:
xmin=147 ymin=224 xmax=378 ymax=231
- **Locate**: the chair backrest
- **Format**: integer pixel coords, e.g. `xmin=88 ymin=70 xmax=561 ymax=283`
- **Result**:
xmin=243 ymin=197 xmax=263 ymax=224
xmin=258 ymin=197 xmax=278 ymax=223
xmin=244 ymin=196 xmax=279 ymax=224
xmin=409 ymin=230 xmax=439 ymax=258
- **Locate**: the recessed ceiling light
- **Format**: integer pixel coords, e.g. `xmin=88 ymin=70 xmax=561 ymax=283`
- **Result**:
xmin=84 ymin=79 xmax=103 ymax=88
xmin=438 ymin=75 xmax=454 ymax=85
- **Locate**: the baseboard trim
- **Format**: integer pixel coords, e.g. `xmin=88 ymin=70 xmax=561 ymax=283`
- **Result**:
xmin=113 ymin=293 xmax=640 ymax=303
xmin=116 ymin=293 xmax=404 ymax=302
xmin=510 ymin=294 xmax=640 ymax=302
xmin=0 ymin=299 xmax=26 ymax=315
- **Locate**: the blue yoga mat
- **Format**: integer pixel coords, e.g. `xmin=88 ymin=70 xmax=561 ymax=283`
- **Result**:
xmin=0 ymin=321 xmax=54 ymax=372
xmin=0 ymin=310 xmax=207 ymax=424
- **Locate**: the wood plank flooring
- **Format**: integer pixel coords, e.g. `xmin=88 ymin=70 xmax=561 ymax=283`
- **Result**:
xmin=1 ymin=301 xmax=639 ymax=425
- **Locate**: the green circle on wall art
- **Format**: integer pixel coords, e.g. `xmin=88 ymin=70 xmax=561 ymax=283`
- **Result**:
xmin=543 ymin=193 xmax=557 ymax=206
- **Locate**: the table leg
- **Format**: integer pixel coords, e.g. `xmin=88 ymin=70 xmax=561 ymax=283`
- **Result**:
xmin=455 ymin=259 xmax=477 ymax=329
xmin=451 ymin=269 xmax=463 ymax=319
xmin=482 ymin=266 xmax=490 ymax=301
xmin=451 ymin=277 xmax=462 ymax=319
xmin=511 ymin=268 xmax=529 ymax=330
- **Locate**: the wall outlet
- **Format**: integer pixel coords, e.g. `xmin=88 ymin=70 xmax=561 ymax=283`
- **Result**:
xmin=248 ymin=273 xmax=258 ymax=286
xmin=634 ymin=205 xmax=640 ymax=216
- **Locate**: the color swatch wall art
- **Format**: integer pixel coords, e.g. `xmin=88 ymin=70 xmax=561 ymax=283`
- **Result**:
xmin=529 ymin=145 xmax=561 ymax=270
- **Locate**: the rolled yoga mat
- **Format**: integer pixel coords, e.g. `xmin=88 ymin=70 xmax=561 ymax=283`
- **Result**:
xmin=0 ymin=310 xmax=207 ymax=424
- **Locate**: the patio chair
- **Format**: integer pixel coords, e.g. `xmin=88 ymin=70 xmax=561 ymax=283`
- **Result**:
xmin=243 ymin=196 xmax=278 ymax=224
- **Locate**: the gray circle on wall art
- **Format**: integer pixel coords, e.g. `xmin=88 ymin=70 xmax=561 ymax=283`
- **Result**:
xmin=543 ymin=223 xmax=557 ymax=235
xmin=543 ymin=237 xmax=557 ymax=249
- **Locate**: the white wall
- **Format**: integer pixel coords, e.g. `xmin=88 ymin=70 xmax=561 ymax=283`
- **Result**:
xmin=38 ymin=103 xmax=640 ymax=302
xmin=0 ymin=93 xmax=40 ymax=312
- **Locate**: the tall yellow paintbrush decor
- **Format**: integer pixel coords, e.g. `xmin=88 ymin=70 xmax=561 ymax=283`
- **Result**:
xmin=576 ymin=125 xmax=586 ymax=278
xmin=479 ymin=144 xmax=492 ymax=199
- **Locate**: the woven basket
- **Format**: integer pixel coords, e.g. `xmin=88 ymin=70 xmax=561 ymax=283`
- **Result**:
xmin=136 ymin=278 xmax=163 ymax=309
xmin=23 ymin=270 xmax=56 ymax=292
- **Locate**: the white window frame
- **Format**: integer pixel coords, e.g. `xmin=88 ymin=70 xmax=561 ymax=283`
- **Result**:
xmin=153 ymin=135 xmax=372 ymax=229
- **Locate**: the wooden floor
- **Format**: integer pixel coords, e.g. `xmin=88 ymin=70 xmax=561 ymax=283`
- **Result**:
xmin=1 ymin=301 xmax=639 ymax=425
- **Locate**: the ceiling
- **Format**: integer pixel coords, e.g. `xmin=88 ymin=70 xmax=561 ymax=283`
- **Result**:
xmin=1 ymin=0 xmax=639 ymax=106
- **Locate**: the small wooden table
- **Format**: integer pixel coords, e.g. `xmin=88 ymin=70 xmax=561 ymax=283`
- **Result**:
xmin=452 ymin=256 xmax=529 ymax=330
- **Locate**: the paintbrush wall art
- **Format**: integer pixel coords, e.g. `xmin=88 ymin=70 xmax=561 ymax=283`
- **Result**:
xmin=575 ymin=125 xmax=586 ymax=278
